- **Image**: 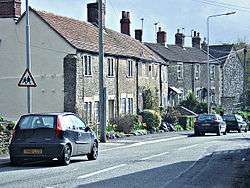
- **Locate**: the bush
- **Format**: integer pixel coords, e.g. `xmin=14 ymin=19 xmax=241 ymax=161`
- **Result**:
xmin=110 ymin=115 xmax=141 ymax=134
xmin=162 ymin=107 xmax=181 ymax=124
xmin=175 ymin=124 xmax=184 ymax=131
xmin=142 ymin=109 xmax=161 ymax=131
xmin=142 ymin=87 xmax=160 ymax=111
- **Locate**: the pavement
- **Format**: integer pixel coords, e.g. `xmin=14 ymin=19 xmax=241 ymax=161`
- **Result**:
xmin=1 ymin=131 xmax=250 ymax=188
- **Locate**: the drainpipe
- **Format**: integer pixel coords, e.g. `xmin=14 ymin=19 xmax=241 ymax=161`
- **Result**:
xmin=136 ymin=60 xmax=139 ymax=114
xmin=115 ymin=58 xmax=119 ymax=117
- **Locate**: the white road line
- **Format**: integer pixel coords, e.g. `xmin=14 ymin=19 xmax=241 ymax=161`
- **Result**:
xmin=178 ymin=144 xmax=199 ymax=151
xmin=101 ymin=136 xmax=186 ymax=152
xmin=77 ymin=164 xmax=126 ymax=179
xmin=140 ymin=152 xmax=169 ymax=161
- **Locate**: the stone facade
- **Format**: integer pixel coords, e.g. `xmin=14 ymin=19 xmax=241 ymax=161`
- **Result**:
xmin=221 ymin=52 xmax=244 ymax=113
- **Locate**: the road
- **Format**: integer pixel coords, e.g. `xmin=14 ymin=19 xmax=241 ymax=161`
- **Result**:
xmin=0 ymin=131 xmax=250 ymax=188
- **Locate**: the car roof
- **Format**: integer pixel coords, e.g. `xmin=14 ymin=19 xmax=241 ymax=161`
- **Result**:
xmin=20 ymin=112 xmax=75 ymax=117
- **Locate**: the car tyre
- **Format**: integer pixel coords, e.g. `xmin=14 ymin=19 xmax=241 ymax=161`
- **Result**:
xmin=10 ymin=156 xmax=22 ymax=166
xmin=87 ymin=142 xmax=98 ymax=160
xmin=217 ymin=128 xmax=221 ymax=136
xmin=223 ymin=131 xmax=227 ymax=135
xmin=244 ymin=128 xmax=248 ymax=133
xmin=59 ymin=144 xmax=71 ymax=165
xmin=238 ymin=129 xmax=242 ymax=133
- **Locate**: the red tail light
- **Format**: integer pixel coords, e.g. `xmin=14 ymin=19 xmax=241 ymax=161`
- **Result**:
xmin=56 ymin=116 xmax=63 ymax=138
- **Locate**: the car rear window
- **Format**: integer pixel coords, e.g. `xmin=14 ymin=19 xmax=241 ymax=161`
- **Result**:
xmin=17 ymin=115 xmax=56 ymax=129
xmin=223 ymin=115 xmax=236 ymax=121
xmin=198 ymin=115 xmax=216 ymax=121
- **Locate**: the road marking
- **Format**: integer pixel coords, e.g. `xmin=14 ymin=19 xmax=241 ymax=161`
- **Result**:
xmin=178 ymin=144 xmax=199 ymax=151
xmin=140 ymin=152 xmax=169 ymax=161
xmin=101 ymin=136 xmax=186 ymax=152
xmin=77 ymin=164 xmax=126 ymax=179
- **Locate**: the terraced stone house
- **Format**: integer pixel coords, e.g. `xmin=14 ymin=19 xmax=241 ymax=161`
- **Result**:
xmin=146 ymin=29 xmax=221 ymax=108
xmin=0 ymin=1 xmax=168 ymax=121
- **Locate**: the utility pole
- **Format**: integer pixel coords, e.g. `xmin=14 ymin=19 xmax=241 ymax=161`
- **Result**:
xmin=243 ymin=47 xmax=248 ymax=110
xmin=98 ymin=0 xmax=106 ymax=143
xmin=25 ymin=0 xmax=32 ymax=113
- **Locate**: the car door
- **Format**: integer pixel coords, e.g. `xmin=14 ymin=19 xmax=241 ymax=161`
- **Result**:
xmin=70 ymin=115 xmax=92 ymax=155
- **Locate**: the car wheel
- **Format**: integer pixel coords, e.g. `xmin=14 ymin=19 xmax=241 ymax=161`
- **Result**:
xmin=223 ymin=131 xmax=227 ymax=135
xmin=10 ymin=156 xmax=22 ymax=166
xmin=226 ymin=129 xmax=230 ymax=133
xmin=87 ymin=142 xmax=98 ymax=160
xmin=59 ymin=144 xmax=72 ymax=165
xmin=217 ymin=128 xmax=221 ymax=136
xmin=238 ymin=129 xmax=242 ymax=133
xmin=244 ymin=128 xmax=248 ymax=133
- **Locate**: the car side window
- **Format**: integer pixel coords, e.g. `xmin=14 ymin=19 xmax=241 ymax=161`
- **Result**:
xmin=62 ymin=116 xmax=74 ymax=130
xmin=69 ymin=115 xmax=86 ymax=131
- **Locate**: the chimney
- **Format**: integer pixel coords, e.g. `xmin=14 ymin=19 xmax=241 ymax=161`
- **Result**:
xmin=0 ymin=0 xmax=21 ymax=18
xmin=120 ymin=11 xmax=131 ymax=35
xmin=175 ymin=29 xmax=185 ymax=47
xmin=135 ymin=29 xmax=143 ymax=42
xmin=201 ymin=38 xmax=207 ymax=51
xmin=192 ymin=31 xmax=201 ymax=49
xmin=87 ymin=2 xmax=105 ymax=26
xmin=157 ymin=27 xmax=167 ymax=46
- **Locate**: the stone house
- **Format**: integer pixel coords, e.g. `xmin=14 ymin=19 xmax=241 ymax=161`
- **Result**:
xmin=208 ymin=44 xmax=244 ymax=113
xmin=146 ymin=29 xmax=221 ymax=108
xmin=0 ymin=1 xmax=168 ymax=121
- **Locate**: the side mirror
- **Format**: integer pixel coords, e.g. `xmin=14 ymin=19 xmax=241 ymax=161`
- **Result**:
xmin=85 ymin=126 xmax=91 ymax=132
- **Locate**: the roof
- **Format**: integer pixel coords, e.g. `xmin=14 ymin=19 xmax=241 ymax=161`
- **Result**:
xmin=25 ymin=8 xmax=164 ymax=64
xmin=208 ymin=44 xmax=234 ymax=64
xmin=145 ymin=43 xmax=211 ymax=64
xmin=21 ymin=112 xmax=75 ymax=116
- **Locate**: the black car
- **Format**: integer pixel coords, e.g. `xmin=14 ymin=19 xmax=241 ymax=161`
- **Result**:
xmin=9 ymin=113 xmax=98 ymax=166
xmin=194 ymin=114 xmax=227 ymax=136
xmin=223 ymin=114 xmax=248 ymax=133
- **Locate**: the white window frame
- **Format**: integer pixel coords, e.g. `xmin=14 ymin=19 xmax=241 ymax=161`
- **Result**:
xmin=177 ymin=62 xmax=183 ymax=80
xmin=210 ymin=65 xmax=215 ymax=80
xmin=121 ymin=98 xmax=126 ymax=114
xmin=195 ymin=64 xmax=200 ymax=80
xmin=128 ymin=98 xmax=133 ymax=114
xmin=127 ymin=60 xmax=133 ymax=77
xmin=107 ymin=58 xmax=114 ymax=77
xmin=83 ymin=55 xmax=92 ymax=76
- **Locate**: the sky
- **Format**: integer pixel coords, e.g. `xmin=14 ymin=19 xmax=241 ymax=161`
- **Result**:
xmin=21 ymin=0 xmax=250 ymax=47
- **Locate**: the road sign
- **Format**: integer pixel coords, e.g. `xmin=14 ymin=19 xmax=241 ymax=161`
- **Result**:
xmin=18 ymin=68 xmax=37 ymax=87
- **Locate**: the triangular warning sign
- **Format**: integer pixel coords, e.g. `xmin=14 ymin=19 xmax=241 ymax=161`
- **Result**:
xmin=18 ymin=68 xmax=37 ymax=87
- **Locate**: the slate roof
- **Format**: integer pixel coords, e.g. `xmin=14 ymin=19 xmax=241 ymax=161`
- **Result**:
xmin=208 ymin=44 xmax=233 ymax=64
xmin=145 ymin=43 xmax=212 ymax=64
xmin=26 ymin=8 xmax=164 ymax=64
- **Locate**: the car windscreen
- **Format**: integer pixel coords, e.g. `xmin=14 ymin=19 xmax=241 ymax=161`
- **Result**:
xmin=17 ymin=115 xmax=56 ymax=129
xmin=198 ymin=115 xmax=216 ymax=121
xmin=223 ymin=115 xmax=236 ymax=121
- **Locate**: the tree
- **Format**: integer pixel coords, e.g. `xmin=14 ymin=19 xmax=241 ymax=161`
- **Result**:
xmin=142 ymin=87 xmax=159 ymax=111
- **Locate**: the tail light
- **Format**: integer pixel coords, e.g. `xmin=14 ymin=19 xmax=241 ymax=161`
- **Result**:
xmin=56 ymin=116 xmax=63 ymax=138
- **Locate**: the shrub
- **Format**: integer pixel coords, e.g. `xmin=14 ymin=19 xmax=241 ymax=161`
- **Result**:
xmin=111 ymin=115 xmax=140 ymax=134
xmin=142 ymin=109 xmax=161 ymax=130
xmin=142 ymin=87 xmax=160 ymax=111
xmin=162 ymin=107 xmax=181 ymax=124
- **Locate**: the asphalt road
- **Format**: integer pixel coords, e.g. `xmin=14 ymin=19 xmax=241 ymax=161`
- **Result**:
xmin=1 ymin=131 xmax=250 ymax=188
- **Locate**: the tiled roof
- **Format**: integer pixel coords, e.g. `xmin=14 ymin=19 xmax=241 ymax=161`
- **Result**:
xmin=145 ymin=43 xmax=210 ymax=64
xmin=208 ymin=44 xmax=233 ymax=64
xmin=29 ymin=8 xmax=164 ymax=64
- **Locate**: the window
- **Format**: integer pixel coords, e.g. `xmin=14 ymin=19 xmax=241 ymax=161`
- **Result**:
xmin=62 ymin=116 xmax=74 ymax=130
xmin=128 ymin=60 xmax=133 ymax=77
xmin=162 ymin=66 xmax=168 ymax=82
xmin=210 ymin=65 xmax=215 ymax=80
xmin=211 ymin=88 xmax=215 ymax=103
xmin=148 ymin=65 xmax=152 ymax=77
xmin=177 ymin=63 xmax=183 ymax=79
xmin=195 ymin=64 xmax=200 ymax=80
xmin=108 ymin=58 xmax=114 ymax=77
xmin=69 ymin=115 xmax=86 ymax=130
xmin=84 ymin=102 xmax=92 ymax=123
xmin=128 ymin=98 xmax=133 ymax=114
xmin=121 ymin=98 xmax=126 ymax=114
xmin=94 ymin=101 xmax=99 ymax=123
xmin=18 ymin=115 xmax=55 ymax=129
xmin=83 ymin=55 xmax=92 ymax=76
xmin=138 ymin=62 xmax=142 ymax=77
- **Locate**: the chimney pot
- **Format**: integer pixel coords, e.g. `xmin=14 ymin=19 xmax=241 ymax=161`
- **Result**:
xmin=157 ymin=28 xmax=167 ymax=46
xmin=135 ymin=29 xmax=143 ymax=42
xmin=194 ymin=31 xmax=197 ymax=37
xmin=192 ymin=31 xmax=201 ymax=49
xmin=175 ymin=29 xmax=185 ymax=47
xmin=0 ymin=0 xmax=21 ymax=18
xmin=87 ymin=2 xmax=105 ymax=26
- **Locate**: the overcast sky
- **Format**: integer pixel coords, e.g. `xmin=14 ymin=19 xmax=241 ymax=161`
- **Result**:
xmin=21 ymin=0 xmax=250 ymax=46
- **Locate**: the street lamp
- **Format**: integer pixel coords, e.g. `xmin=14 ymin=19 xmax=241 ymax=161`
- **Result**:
xmin=206 ymin=11 xmax=236 ymax=114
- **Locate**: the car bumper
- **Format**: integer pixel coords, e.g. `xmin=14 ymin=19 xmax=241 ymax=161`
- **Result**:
xmin=9 ymin=142 xmax=65 ymax=159
xmin=195 ymin=125 xmax=219 ymax=133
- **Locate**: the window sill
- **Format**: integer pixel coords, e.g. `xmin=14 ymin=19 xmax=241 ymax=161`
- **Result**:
xmin=126 ymin=75 xmax=133 ymax=78
xmin=84 ymin=75 xmax=92 ymax=77
xmin=107 ymin=75 xmax=115 ymax=78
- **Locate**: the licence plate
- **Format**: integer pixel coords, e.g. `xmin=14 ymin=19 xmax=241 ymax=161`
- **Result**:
xmin=23 ymin=149 xmax=42 ymax=155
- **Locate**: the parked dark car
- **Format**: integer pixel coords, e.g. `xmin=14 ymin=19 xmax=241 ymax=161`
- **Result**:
xmin=194 ymin=114 xmax=226 ymax=136
xmin=223 ymin=114 xmax=248 ymax=133
xmin=9 ymin=113 xmax=98 ymax=166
